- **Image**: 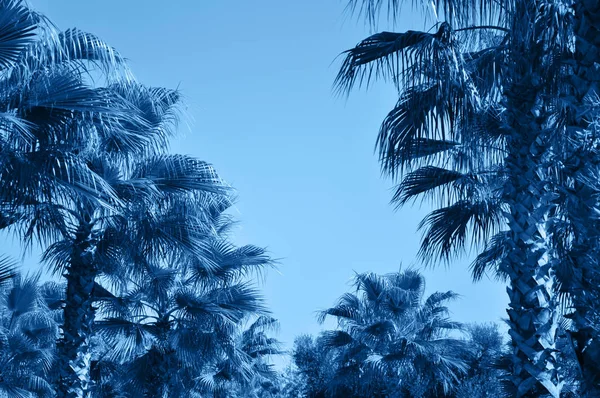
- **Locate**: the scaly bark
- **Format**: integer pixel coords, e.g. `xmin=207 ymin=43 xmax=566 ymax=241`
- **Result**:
xmin=56 ymin=218 xmax=97 ymax=398
xmin=500 ymin=3 xmax=563 ymax=394
xmin=560 ymin=0 xmax=600 ymax=393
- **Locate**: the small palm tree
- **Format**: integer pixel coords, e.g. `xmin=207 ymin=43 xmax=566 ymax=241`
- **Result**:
xmin=318 ymin=270 xmax=468 ymax=397
xmin=91 ymin=196 xmax=274 ymax=397
xmin=0 ymin=274 xmax=59 ymax=397
xmin=214 ymin=316 xmax=285 ymax=398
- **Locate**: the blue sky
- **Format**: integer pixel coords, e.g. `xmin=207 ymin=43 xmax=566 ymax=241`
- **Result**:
xmin=17 ymin=0 xmax=508 ymax=354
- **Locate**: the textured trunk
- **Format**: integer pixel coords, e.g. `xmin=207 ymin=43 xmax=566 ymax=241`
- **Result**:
xmin=562 ymin=0 xmax=600 ymax=392
xmin=561 ymin=172 xmax=600 ymax=394
xmin=56 ymin=219 xmax=97 ymax=398
xmin=501 ymin=4 xmax=562 ymax=394
xmin=502 ymin=123 xmax=562 ymax=397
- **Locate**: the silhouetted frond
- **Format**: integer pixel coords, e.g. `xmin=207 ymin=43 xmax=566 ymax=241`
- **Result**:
xmin=418 ymin=198 xmax=502 ymax=263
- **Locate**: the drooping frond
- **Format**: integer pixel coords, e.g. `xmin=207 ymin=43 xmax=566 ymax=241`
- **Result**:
xmin=418 ymin=198 xmax=502 ymax=263
xmin=470 ymin=230 xmax=510 ymax=281
xmin=95 ymin=318 xmax=154 ymax=362
xmin=320 ymin=330 xmax=355 ymax=348
xmin=334 ymin=23 xmax=454 ymax=94
xmin=392 ymin=166 xmax=474 ymax=206
xmin=376 ymin=76 xmax=481 ymax=176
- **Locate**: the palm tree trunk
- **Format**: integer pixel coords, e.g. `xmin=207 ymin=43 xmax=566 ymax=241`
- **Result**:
xmin=561 ymin=0 xmax=600 ymax=391
xmin=502 ymin=151 xmax=562 ymax=397
xmin=501 ymin=8 xmax=562 ymax=393
xmin=561 ymin=173 xmax=600 ymax=393
xmin=56 ymin=219 xmax=97 ymax=398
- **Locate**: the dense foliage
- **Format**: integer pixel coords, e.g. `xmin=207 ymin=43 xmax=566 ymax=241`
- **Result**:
xmin=0 ymin=0 xmax=599 ymax=396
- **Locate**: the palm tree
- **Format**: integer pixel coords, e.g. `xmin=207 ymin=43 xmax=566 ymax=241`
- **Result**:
xmin=0 ymin=4 xmax=155 ymax=394
xmin=0 ymin=5 xmax=227 ymax=394
xmin=91 ymin=195 xmax=274 ymax=397
xmin=31 ymin=150 xmax=228 ymax=397
xmin=334 ymin=0 xmax=588 ymax=395
xmin=290 ymin=334 xmax=338 ymax=398
xmin=0 ymin=3 xmax=137 ymax=335
xmin=317 ymin=270 xmax=468 ymax=397
xmin=216 ymin=316 xmax=284 ymax=398
xmin=0 ymin=274 xmax=59 ymax=397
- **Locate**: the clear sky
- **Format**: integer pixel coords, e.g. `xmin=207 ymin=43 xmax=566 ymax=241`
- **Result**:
xmin=16 ymin=0 xmax=508 ymax=355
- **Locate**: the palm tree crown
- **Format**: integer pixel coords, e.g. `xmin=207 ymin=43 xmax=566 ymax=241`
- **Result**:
xmin=318 ymin=270 xmax=468 ymax=397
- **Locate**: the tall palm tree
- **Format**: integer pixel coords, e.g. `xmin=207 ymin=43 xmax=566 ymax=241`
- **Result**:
xmin=317 ymin=270 xmax=468 ymax=397
xmin=0 ymin=3 xmax=147 ymax=395
xmin=30 ymin=150 xmax=228 ymax=397
xmin=335 ymin=0 xmax=584 ymax=395
xmin=0 ymin=8 xmax=225 ymax=395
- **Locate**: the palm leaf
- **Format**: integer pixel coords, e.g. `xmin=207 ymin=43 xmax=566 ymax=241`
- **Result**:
xmin=392 ymin=166 xmax=474 ymax=206
xmin=12 ymin=27 xmax=129 ymax=80
xmin=470 ymin=230 xmax=511 ymax=281
xmin=0 ymin=0 xmax=37 ymax=70
xmin=0 ymin=254 xmax=17 ymax=287
xmin=320 ymin=330 xmax=355 ymax=348
xmin=334 ymin=23 xmax=453 ymax=94
xmin=346 ymin=0 xmax=508 ymax=28
xmin=418 ymin=198 xmax=502 ymax=263
xmin=131 ymin=155 xmax=227 ymax=195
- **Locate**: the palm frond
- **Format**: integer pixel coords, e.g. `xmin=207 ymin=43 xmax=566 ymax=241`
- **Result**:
xmin=131 ymin=154 xmax=228 ymax=195
xmin=346 ymin=0 xmax=509 ymax=29
xmin=392 ymin=166 xmax=475 ymax=207
xmin=469 ymin=230 xmax=510 ymax=281
xmin=5 ymin=273 xmax=41 ymax=317
xmin=12 ymin=27 xmax=130 ymax=81
xmin=0 ymin=255 xmax=17 ymax=287
xmin=334 ymin=23 xmax=453 ymax=94
xmin=418 ymin=198 xmax=502 ymax=263
xmin=96 ymin=318 xmax=154 ymax=362
xmin=354 ymin=272 xmax=386 ymax=302
xmin=320 ymin=330 xmax=355 ymax=348
xmin=188 ymin=241 xmax=273 ymax=285
xmin=176 ymin=283 xmax=267 ymax=324
xmin=0 ymin=0 xmax=37 ymax=71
